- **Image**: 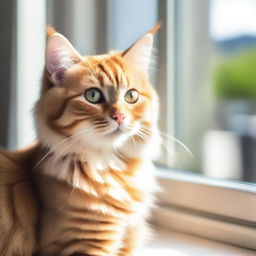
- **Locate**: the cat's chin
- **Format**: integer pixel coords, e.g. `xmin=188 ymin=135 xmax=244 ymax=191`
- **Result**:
xmin=101 ymin=126 xmax=133 ymax=142
xmin=75 ymin=131 xmax=130 ymax=152
xmin=106 ymin=127 xmax=123 ymax=136
xmin=105 ymin=132 xmax=130 ymax=148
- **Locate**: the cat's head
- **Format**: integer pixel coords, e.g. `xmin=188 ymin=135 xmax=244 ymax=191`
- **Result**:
xmin=35 ymin=25 xmax=160 ymax=158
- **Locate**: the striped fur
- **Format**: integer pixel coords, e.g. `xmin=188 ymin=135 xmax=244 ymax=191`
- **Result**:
xmin=0 ymin=25 xmax=161 ymax=256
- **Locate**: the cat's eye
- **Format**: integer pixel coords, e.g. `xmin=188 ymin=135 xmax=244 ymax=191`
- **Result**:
xmin=125 ymin=89 xmax=139 ymax=104
xmin=84 ymin=88 xmax=104 ymax=104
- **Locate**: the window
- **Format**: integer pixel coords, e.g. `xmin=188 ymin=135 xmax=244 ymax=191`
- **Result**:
xmin=154 ymin=0 xmax=256 ymax=250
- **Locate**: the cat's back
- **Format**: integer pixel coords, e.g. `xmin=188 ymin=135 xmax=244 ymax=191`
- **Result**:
xmin=0 ymin=143 xmax=42 ymax=190
xmin=0 ymin=144 xmax=40 ymax=256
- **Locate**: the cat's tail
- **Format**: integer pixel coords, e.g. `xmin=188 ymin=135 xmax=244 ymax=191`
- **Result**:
xmin=0 ymin=146 xmax=38 ymax=256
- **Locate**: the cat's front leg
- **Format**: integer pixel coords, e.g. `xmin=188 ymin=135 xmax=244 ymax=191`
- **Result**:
xmin=118 ymin=220 xmax=148 ymax=256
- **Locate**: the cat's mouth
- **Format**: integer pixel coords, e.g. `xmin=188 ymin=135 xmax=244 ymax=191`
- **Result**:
xmin=104 ymin=125 xmax=131 ymax=140
xmin=108 ymin=127 xmax=123 ymax=136
xmin=100 ymin=120 xmax=133 ymax=139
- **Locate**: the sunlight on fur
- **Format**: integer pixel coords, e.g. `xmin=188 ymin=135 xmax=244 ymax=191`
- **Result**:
xmin=0 ymin=24 xmax=163 ymax=256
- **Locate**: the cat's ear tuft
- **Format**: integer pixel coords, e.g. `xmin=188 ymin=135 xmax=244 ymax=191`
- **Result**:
xmin=46 ymin=25 xmax=57 ymax=38
xmin=122 ymin=23 xmax=161 ymax=73
xmin=46 ymin=32 xmax=83 ymax=85
xmin=122 ymin=22 xmax=162 ymax=72
xmin=122 ymin=33 xmax=153 ymax=73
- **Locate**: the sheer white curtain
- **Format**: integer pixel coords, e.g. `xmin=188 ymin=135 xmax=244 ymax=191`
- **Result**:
xmin=15 ymin=0 xmax=46 ymax=147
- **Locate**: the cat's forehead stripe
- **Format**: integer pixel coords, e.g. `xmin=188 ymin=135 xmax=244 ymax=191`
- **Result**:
xmin=111 ymin=57 xmax=125 ymax=71
xmin=96 ymin=57 xmax=129 ymax=89
xmin=111 ymin=57 xmax=129 ymax=87
xmin=98 ymin=62 xmax=116 ymax=87
xmin=112 ymin=57 xmax=130 ymax=87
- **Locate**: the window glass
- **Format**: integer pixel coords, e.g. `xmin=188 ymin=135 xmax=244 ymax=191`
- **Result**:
xmin=168 ymin=0 xmax=256 ymax=183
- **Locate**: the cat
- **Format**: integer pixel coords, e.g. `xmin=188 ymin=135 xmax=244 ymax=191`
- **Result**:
xmin=0 ymin=24 xmax=161 ymax=256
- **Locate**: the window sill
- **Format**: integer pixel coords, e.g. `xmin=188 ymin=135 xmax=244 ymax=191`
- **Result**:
xmin=153 ymin=166 xmax=256 ymax=250
xmin=143 ymin=226 xmax=256 ymax=256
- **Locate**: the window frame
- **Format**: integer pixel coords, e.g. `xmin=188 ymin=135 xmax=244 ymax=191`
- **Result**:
xmin=154 ymin=0 xmax=256 ymax=250
xmin=157 ymin=0 xmax=177 ymax=165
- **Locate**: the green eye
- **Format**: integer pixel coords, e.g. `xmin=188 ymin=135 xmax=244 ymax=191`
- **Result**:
xmin=84 ymin=88 xmax=104 ymax=103
xmin=125 ymin=89 xmax=139 ymax=104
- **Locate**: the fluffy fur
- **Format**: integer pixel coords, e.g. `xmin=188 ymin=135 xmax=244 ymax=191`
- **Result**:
xmin=0 ymin=25 xmax=161 ymax=256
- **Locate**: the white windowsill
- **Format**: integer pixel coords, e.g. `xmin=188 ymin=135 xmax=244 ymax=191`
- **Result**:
xmin=153 ymin=166 xmax=256 ymax=250
xmin=144 ymin=226 xmax=255 ymax=256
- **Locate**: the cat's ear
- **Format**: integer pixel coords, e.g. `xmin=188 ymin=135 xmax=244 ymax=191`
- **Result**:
xmin=122 ymin=23 xmax=161 ymax=73
xmin=46 ymin=29 xmax=83 ymax=85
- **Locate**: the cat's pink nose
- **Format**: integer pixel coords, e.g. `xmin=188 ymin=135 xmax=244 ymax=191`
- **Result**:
xmin=111 ymin=113 xmax=126 ymax=125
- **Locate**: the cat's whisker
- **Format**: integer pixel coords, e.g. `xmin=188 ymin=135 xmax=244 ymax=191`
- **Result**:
xmin=135 ymin=133 xmax=147 ymax=143
xmin=160 ymin=140 xmax=175 ymax=159
xmin=139 ymin=125 xmax=194 ymax=159
xmin=136 ymin=131 xmax=149 ymax=141
xmin=53 ymin=129 xmax=96 ymax=161
xmin=53 ymin=141 xmax=76 ymax=163
xmin=132 ymin=126 xmax=151 ymax=141
xmin=137 ymin=127 xmax=178 ymax=160
xmin=136 ymin=127 xmax=175 ymax=159
xmin=33 ymin=127 xmax=93 ymax=169
xmin=157 ymin=134 xmax=194 ymax=159
xmin=131 ymin=136 xmax=137 ymax=148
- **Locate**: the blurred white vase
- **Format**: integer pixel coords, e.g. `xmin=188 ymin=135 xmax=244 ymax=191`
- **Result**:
xmin=203 ymin=130 xmax=242 ymax=179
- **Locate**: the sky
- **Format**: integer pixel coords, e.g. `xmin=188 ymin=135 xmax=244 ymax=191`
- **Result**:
xmin=210 ymin=0 xmax=256 ymax=40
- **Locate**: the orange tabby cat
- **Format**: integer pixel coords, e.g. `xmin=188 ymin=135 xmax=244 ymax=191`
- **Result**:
xmin=0 ymin=24 xmax=161 ymax=256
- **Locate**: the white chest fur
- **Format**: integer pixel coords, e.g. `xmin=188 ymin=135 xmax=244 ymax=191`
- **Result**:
xmin=40 ymin=151 xmax=157 ymax=220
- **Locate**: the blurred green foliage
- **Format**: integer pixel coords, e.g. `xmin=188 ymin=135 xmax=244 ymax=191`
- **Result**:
xmin=213 ymin=49 xmax=256 ymax=98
